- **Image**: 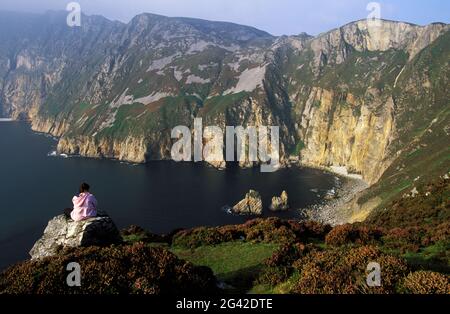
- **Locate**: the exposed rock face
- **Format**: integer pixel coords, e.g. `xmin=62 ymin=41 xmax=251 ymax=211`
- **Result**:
xmin=57 ymin=135 xmax=150 ymax=163
xmin=29 ymin=212 xmax=122 ymax=259
xmin=308 ymin=20 xmax=447 ymax=66
xmin=270 ymin=191 xmax=289 ymax=211
xmin=298 ymin=88 xmax=395 ymax=184
xmin=0 ymin=11 xmax=448 ymax=193
xmin=232 ymin=190 xmax=263 ymax=215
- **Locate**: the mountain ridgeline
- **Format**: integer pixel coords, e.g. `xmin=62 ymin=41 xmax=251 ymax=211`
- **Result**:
xmin=0 ymin=11 xmax=449 ymax=219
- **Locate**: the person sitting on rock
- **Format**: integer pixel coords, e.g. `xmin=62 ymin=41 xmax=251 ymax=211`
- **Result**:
xmin=64 ymin=183 xmax=98 ymax=221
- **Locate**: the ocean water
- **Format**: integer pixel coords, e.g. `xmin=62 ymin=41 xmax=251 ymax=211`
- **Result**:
xmin=0 ymin=121 xmax=336 ymax=270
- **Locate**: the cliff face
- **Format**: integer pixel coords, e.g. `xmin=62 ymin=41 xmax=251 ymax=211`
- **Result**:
xmin=57 ymin=136 xmax=149 ymax=163
xmin=0 ymin=12 xmax=448 ymax=189
xmin=298 ymin=88 xmax=394 ymax=184
xmin=283 ymin=21 xmax=448 ymax=185
xmin=311 ymin=20 xmax=446 ymax=61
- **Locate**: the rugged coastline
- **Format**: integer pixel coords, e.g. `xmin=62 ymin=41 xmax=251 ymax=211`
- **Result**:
xmin=0 ymin=8 xmax=448 ymax=297
xmin=18 ymin=118 xmax=370 ymax=225
xmin=299 ymin=176 xmax=369 ymax=226
xmin=286 ymin=160 xmax=371 ymax=225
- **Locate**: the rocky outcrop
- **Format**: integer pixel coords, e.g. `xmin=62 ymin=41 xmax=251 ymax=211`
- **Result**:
xmin=56 ymin=136 xmax=150 ymax=163
xmin=29 ymin=212 xmax=122 ymax=259
xmin=270 ymin=191 xmax=289 ymax=211
xmin=232 ymin=190 xmax=263 ymax=215
xmin=30 ymin=116 xmax=71 ymax=137
xmin=297 ymin=88 xmax=395 ymax=185
xmin=308 ymin=20 xmax=448 ymax=67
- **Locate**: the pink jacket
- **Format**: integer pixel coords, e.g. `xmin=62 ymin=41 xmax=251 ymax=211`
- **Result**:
xmin=71 ymin=192 xmax=98 ymax=221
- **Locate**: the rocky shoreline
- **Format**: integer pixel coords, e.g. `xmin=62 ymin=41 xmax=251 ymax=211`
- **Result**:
xmin=299 ymin=175 xmax=369 ymax=226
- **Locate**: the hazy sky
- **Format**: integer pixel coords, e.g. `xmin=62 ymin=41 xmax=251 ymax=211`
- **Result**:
xmin=0 ymin=0 xmax=448 ymax=35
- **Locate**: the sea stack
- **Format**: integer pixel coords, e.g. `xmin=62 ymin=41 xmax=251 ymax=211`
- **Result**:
xmin=270 ymin=191 xmax=290 ymax=211
xmin=232 ymin=190 xmax=263 ymax=215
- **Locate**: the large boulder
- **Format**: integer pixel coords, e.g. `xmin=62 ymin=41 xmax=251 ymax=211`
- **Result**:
xmin=29 ymin=211 xmax=122 ymax=259
xmin=232 ymin=190 xmax=263 ymax=215
xmin=270 ymin=191 xmax=290 ymax=211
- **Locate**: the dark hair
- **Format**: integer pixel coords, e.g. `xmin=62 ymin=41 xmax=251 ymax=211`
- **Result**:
xmin=79 ymin=182 xmax=90 ymax=193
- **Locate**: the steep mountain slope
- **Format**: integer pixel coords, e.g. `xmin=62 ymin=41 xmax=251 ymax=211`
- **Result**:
xmin=280 ymin=20 xmax=448 ymax=184
xmin=0 ymin=11 xmax=448 ymax=219
xmin=349 ymin=29 xmax=450 ymax=219
xmin=0 ymin=11 xmax=122 ymax=120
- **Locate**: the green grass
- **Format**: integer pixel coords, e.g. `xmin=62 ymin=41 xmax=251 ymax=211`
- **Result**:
xmin=403 ymin=241 xmax=450 ymax=273
xmin=272 ymin=271 xmax=301 ymax=294
xmin=171 ymin=241 xmax=279 ymax=293
xmin=122 ymin=234 xmax=146 ymax=243
xmin=202 ymin=92 xmax=248 ymax=116
xmin=249 ymin=271 xmax=302 ymax=294
xmin=318 ymin=49 xmax=408 ymax=97
xmin=248 ymin=284 xmax=275 ymax=294
xmin=368 ymin=179 xmax=412 ymax=210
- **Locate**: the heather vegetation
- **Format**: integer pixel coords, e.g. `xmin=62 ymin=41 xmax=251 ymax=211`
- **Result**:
xmin=1 ymin=177 xmax=447 ymax=295
xmin=168 ymin=211 xmax=448 ymax=294
xmin=0 ymin=243 xmax=217 ymax=295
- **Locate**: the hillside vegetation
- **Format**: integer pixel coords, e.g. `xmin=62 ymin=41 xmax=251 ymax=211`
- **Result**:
xmin=2 ymin=175 xmax=448 ymax=294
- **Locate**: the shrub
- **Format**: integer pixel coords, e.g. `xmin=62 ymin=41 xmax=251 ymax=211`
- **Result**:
xmin=121 ymin=225 xmax=182 ymax=245
xmin=217 ymin=224 xmax=246 ymax=240
xmin=292 ymin=246 xmax=409 ymax=294
xmin=121 ymin=225 xmax=164 ymax=244
xmin=399 ymin=271 xmax=450 ymax=294
xmin=265 ymin=242 xmax=314 ymax=267
xmin=0 ymin=243 xmax=217 ymax=294
xmin=367 ymin=176 xmax=450 ymax=229
xmin=381 ymin=223 xmax=449 ymax=254
xmin=170 ymin=218 xmax=332 ymax=249
xmin=246 ymin=224 xmax=295 ymax=243
xmin=172 ymin=227 xmax=237 ymax=248
xmin=283 ymin=220 xmax=332 ymax=242
xmin=423 ymin=221 xmax=450 ymax=246
xmin=255 ymin=267 xmax=291 ymax=286
xmin=121 ymin=225 xmax=146 ymax=236
xmin=382 ymin=227 xmax=424 ymax=253
xmin=256 ymin=242 xmax=318 ymax=288
xmin=242 ymin=218 xmax=297 ymax=243
xmin=241 ymin=218 xmax=331 ymax=244
xmin=325 ymin=224 xmax=384 ymax=247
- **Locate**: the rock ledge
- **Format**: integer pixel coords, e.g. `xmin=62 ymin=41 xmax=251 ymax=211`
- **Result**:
xmin=29 ymin=211 xmax=122 ymax=259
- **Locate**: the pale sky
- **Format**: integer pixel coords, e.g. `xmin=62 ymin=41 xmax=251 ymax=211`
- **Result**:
xmin=0 ymin=0 xmax=448 ymax=35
